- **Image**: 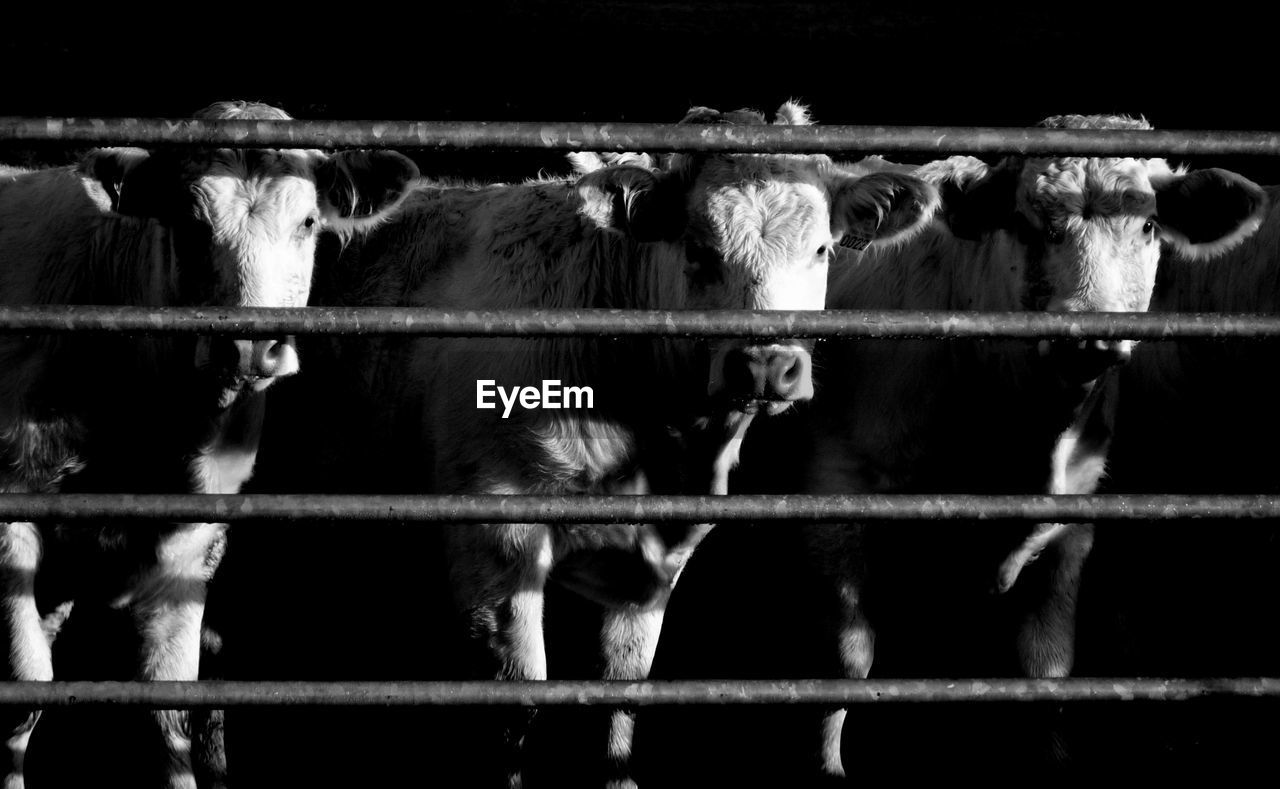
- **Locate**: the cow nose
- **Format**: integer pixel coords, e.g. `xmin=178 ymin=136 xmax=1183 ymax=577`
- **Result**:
xmin=767 ymin=349 xmax=808 ymax=400
xmin=721 ymin=346 xmax=813 ymax=402
xmin=242 ymin=336 xmax=299 ymax=379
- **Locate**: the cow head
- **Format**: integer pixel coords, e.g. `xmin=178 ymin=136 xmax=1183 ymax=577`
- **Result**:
xmin=926 ymin=114 xmax=1267 ymax=381
xmin=81 ymin=101 xmax=420 ymax=401
xmin=576 ymin=102 xmax=939 ymax=414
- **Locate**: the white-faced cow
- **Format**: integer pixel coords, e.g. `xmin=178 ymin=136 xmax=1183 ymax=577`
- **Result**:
xmin=633 ymin=115 xmax=1268 ymax=785
xmin=244 ymin=102 xmax=937 ymax=788
xmin=0 ymin=101 xmax=418 ymax=789
xmin=1068 ymin=179 xmax=1280 ymax=774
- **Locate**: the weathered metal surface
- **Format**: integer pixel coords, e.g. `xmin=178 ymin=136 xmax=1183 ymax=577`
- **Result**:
xmin=1 ymin=117 xmax=1278 ymax=156
xmin=0 ymin=679 xmax=1274 ymax=708
xmin=2 ymin=493 xmax=1279 ymax=523
xmin=2 ymin=306 xmax=1279 ymax=340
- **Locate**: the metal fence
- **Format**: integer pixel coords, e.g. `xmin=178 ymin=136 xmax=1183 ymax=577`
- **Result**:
xmin=1 ymin=116 xmax=1277 ymax=710
xmin=4 ymin=116 xmax=1280 ymax=157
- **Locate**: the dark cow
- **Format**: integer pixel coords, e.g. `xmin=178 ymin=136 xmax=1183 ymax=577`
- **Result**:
xmin=224 ymin=103 xmax=938 ymax=788
xmin=1071 ymin=179 xmax=1280 ymax=776
xmin=634 ymin=115 xmax=1268 ymax=785
xmin=0 ymin=101 xmax=417 ymax=789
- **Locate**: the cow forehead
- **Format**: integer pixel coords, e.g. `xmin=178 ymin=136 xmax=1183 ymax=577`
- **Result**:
xmin=200 ymin=149 xmax=315 ymax=180
xmin=1022 ymin=157 xmax=1161 ymax=218
xmin=688 ymin=155 xmax=831 ymax=266
xmin=191 ymin=151 xmax=319 ymax=226
xmin=692 ymin=153 xmax=830 ymax=188
xmin=699 ymin=179 xmax=828 ymax=272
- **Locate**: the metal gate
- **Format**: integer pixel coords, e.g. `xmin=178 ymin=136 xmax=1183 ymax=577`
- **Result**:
xmin=0 ymin=116 xmax=1276 ymax=710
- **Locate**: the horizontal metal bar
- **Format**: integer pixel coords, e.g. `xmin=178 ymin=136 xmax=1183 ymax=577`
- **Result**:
xmin=2 ymin=306 xmax=1280 ymax=340
xmin=0 ymin=679 xmax=1274 ymax=708
xmin=3 ymin=493 xmax=1280 ymax=524
xmin=2 ymin=118 xmax=1278 ymax=157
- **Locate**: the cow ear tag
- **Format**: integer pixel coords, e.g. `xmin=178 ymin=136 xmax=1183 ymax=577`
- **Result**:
xmin=838 ymin=231 xmax=873 ymax=251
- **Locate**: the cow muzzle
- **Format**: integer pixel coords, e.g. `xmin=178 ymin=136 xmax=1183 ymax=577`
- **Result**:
xmin=199 ymin=335 xmax=300 ymax=389
xmin=1039 ymin=338 xmax=1132 ymax=383
xmin=235 ymin=337 xmax=300 ymax=383
xmin=715 ymin=344 xmax=813 ymax=414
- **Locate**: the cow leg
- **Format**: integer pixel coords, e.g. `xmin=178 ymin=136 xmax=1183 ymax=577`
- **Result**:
xmin=1001 ymin=523 xmax=1095 ymax=772
xmin=802 ymin=524 xmax=873 ymax=783
xmin=821 ymin=578 xmax=875 ymax=782
xmin=447 ymin=523 xmax=553 ymax=789
xmin=133 ymin=597 xmax=204 ymax=789
xmin=122 ymin=524 xmax=224 ymax=789
xmin=191 ymin=624 xmax=227 ymax=789
xmin=1 ymin=523 xmax=50 ymax=789
xmin=1018 ymin=526 xmax=1094 ymax=679
xmin=594 ymin=602 xmax=667 ymax=789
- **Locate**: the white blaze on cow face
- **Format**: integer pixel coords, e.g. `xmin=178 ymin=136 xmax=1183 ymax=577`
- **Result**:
xmin=194 ymin=155 xmax=319 ymax=311
xmin=925 ymin=115 xmax=1267 ymax=376
xmin=691 ymin=166 xmax=834 ymax=409
xmin=186 ymin=152 xmax=321 ymax=390
xmin=1021 ymin=157 xmax=1163 ymax=315
xmin=1019 ymin=156 xmax=1164 ymax=363
xmin=574 ymin=103 xmax=940 ymax=412
xmin=85 ymin=102 xmax=420 ymax=398
xmin=688 ymin=156 xmax=937 ymax=409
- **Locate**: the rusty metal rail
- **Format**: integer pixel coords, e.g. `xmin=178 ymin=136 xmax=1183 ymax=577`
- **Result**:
xmin=3 ymin=493 xmax=1280 ymax=524
xmin=2 ymin=306 xmax=1280 ymax=340
xmin=0 ymin=679 xmax=1275 ymax=708
xmin=1 ymin=117 xmax=1277 ymax=157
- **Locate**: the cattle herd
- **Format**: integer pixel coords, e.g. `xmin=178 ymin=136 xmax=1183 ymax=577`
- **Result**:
xmin=0 ymin=100 xmax=1277 ymax=787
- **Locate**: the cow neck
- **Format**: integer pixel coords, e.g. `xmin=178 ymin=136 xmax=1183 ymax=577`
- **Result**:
xmin=1014 ymin=217 xmax=1054 ymax=312
xmin=826 ymin=223 xmax=1111 ymax=494
xmin=29 ymin=210 xmax=245 ymax=481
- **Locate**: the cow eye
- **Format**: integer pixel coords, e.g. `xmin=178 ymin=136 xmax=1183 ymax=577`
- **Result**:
xmin=1143 ymin=217 xmax=1158 ymax=236
xmin=817 ymin=244 xmax=831 ymax=259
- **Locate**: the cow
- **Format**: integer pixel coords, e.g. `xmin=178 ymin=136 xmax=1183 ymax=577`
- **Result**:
xmin=0 ymin=100 xmax=418 ymax=789
xmin=1067 ymin=179 xmax=1280 ymax=776
xmin=222 ymin=102 xmax=938 ymax=788
xmin=633 ymin=114 xmax=1269 ymax=786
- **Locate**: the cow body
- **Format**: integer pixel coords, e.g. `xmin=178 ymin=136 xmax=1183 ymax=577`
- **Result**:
xmin=232 ymin=103 xmax=937 ymax=788
xmin=635 ymin=116 xmax=1268 ymax=785
xmin=0 ymin=102 xmax=418 ymax=789
xmin=1071 ymin=183 xmax=1280 ymax=774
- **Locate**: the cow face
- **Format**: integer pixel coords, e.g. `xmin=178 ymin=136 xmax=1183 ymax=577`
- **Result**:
xmin=83 ymin=102 xmax=419 ymax=400
xmin=577 ymin=103 xmax=939 ymax=413
xmin=931 ymin=115 xmax=1266 ymax=380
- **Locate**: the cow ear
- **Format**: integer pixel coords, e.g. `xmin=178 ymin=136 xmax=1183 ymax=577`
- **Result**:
xmin=828 ymin=171 xmax=940 ymax=251
xmin=567 ymin=151 xmax=657 ymax=175
xmin=773 ymin=101 xmax=813 ymax=126
xmin=920 ymin=156 xmax=1021 ymax=240
xmin=316 ymin=151 xmax=420 ymax=233
xmin=577 ymin=164 xmax=685 ymax=242
xmin=79 ymin=147 xmax=151 ymax=212
xmin=1154 ymin=167 xmax=1267 ymax=260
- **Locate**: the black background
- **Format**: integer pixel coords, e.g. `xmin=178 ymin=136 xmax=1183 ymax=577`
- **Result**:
xmin=8 ymin=2 xmax=1276 ymax=182
xmin=3 ymin=2 xmax=1273 ymax=128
